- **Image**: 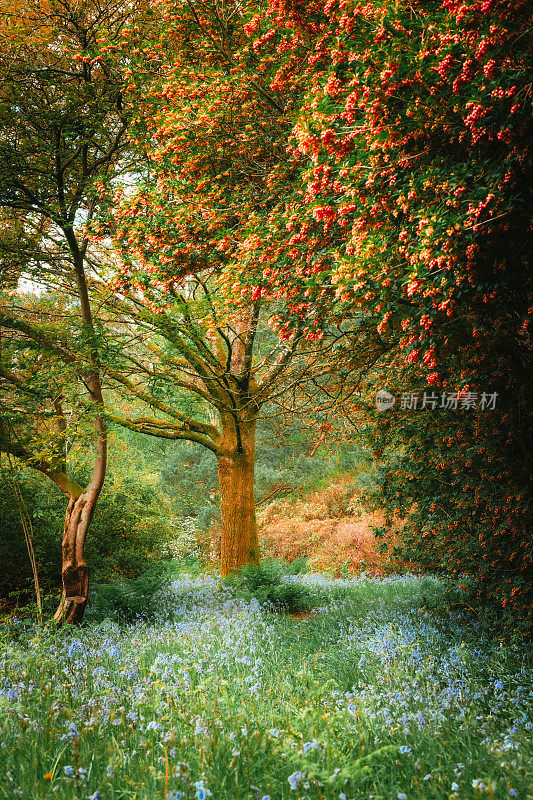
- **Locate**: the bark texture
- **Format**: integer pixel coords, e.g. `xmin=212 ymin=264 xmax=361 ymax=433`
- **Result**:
xmin=54 ymin=376 xmax=107 ymax=625
xmin=217 ymin=416 xmax=260 ymax=575
xmin=53 ymin=493 xmax=94 ymax=624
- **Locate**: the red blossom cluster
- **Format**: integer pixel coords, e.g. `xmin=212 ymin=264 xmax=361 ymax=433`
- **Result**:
xmin=243 ymin=0 xmax=531 ymax=622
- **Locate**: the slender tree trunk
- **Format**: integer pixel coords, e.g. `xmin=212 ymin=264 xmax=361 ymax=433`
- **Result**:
xmin=53 ymin=491 xmax=95 ymax=624
xmin=217 ymin=418 xmax=260 ymax=575
xmin=54 ymin=377 xmax=107 ymax=625
xmin=52 ymin=243 xmax=108 ymax=624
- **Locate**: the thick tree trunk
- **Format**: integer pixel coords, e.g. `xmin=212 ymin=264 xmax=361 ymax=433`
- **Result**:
xmin=217 ymin=420 xmax=260 ymax=576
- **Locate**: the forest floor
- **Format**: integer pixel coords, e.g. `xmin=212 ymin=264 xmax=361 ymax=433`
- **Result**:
xmin=1 ymin=573 xmax=531 ymax=800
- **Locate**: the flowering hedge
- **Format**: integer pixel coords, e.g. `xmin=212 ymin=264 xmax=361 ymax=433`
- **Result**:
xmin=243 ymin=0 xmax=532 ymax=623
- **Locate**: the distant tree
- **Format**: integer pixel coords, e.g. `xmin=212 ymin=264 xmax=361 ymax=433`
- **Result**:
xmin=101 ymin=277 xmax=374 ymax=575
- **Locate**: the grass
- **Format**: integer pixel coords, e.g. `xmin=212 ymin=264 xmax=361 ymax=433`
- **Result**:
xmin=0 ymin=571 xmax=531 ymax=800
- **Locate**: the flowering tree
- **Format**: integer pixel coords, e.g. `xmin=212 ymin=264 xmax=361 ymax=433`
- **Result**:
xmin=98 ymin=0 xmax=392 ymax=575
xmin=242 ymin=0 xmax=532 ymax=619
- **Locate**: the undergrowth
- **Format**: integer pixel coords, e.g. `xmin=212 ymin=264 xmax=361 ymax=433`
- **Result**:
xmin=0 ymin=572 xmax=531 ymax=800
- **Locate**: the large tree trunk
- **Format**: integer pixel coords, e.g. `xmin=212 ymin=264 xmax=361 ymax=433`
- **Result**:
xmin=217 ymin=418 xmax=260 ymax=576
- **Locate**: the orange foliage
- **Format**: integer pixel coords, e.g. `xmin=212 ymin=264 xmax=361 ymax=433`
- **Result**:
xmin=257 ymin=478 xmax=406 ymax=576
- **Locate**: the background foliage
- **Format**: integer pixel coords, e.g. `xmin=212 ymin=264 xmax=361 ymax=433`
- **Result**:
xmin=0 ymin=462 xmax=176 ymax=610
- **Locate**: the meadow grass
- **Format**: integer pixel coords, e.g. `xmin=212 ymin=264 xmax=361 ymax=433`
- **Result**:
xmin=0 ymin=572 xmax=531 ymax=800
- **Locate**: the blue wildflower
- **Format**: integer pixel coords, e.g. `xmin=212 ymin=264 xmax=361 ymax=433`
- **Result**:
xmin=68 ymin=640 xmax=82 ymax=658
xmin=64 ymin=766 xmax=75 ymax=777
xmin=68 ymin=722 xmax=79 ymax=741
xmin=288 ymin=772 xmax=303 ymax=790
xmin=193 ymin=780 xmax=212 ymax=800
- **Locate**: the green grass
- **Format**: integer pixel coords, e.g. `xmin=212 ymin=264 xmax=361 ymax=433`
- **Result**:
xmin=0 ymin=572 xmax=531 ymax=800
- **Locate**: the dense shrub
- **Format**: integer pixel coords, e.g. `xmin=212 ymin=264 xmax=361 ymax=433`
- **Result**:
xmin=245 ymin=0 xmax=532 ymax=624
xmin=0 ymin=471 xmax=65 ymax=607
xmin=223 ymin=559 xmax=319 ymax=614
xmin=86 ymin=566 xmax=173 ymax=624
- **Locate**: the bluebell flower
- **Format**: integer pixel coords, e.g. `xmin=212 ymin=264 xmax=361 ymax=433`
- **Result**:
xmin=64 ymin=766 xmax=75 ymax=777
xmin=68 ymin=722 xmax=79 ymax=741
xmin=288 ymin=772 xmax=303 ymax=790
xmin=193 ymin=780 xmax=212 ymax=800
xmin=398 ymin=794 xmax=407 ymax=800
xmin=89 ymin=793 xmax=102 ymax=800
xmin=68 ymin=640 xmax=83 ymax=658
xmin=451 ymin=783 xmax=459 ymax=792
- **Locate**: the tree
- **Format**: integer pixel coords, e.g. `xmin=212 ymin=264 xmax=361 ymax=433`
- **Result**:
xmin=99 ymin=276 xmax=368 ymax=574
xmin=90 ymin=0 xmax=387 ymax=575
xmin=0 ymin=0 xmax=145 ymax=621
xmin=0 ymin=292 xmax=103 ymax=621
